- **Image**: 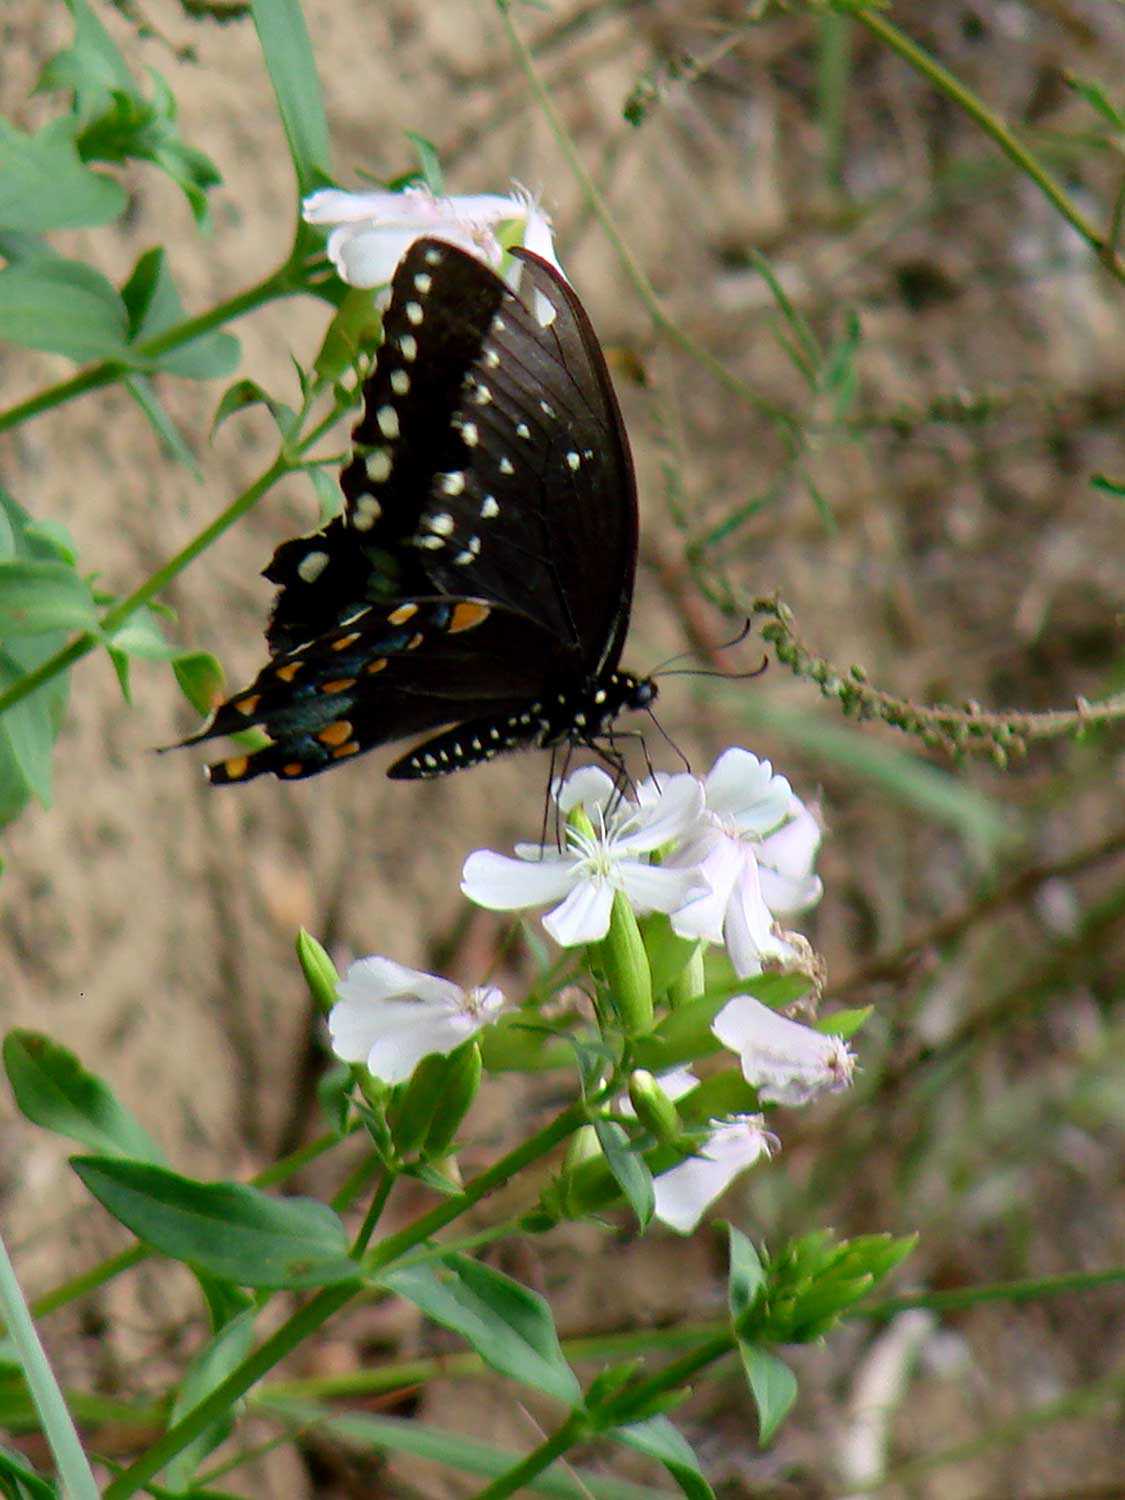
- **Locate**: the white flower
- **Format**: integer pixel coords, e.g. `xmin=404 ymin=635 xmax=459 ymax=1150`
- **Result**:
xmin=302 ymin=183 xmax=561 ymax=294
xmin=666 ymin=748 xmax=823 ymax=977
xmin=328 ymin=957 xmax=505 ymax=1085
xmin=461 ymin=767 xmax=707 ymax=947
xmin=712 ymin=994 xmax=855 ymax=1106
xmin=653 ymin=1115 xmax=778 ymax=1234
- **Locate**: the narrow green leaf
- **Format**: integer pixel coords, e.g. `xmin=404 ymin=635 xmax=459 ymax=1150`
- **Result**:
xmin=593 ymin=1118 xmax=654 ymax=1229
xmin=0 ymin=561 xmax=99 ymax=637
xmin=381 ymin=1256 xmax=581 ymax=1404
xmin=0 ymin=641 xmax=69 ymax=814
xmin=120 ymin=248 xmax=238 ymax=380
xmin=814 ymin=1006 xmax=871 ymax=1040
xmin=164 ymin=1309 xmax=257 ymax=1490
xmin=4 ymin=1031 xmax=165 ymax=1163
xmin=405 ymin=131 xmax=446 ymax=195
xmin=250 ymin=0 xmax=330 ymax=193
xmin=71 ymin=1158 xmax=358 ymax=1289
xmin=0 ymin=258 xmax=130 ymax=361
xmin=736 ymin=1341 xmax=797 ymax=1445
xmin=1091 ymin=473 xmax=1124 ymax=500
xmin=615 ymin=1416 xmax=714 ymax=1499
xmin=211 ymin=379 xmax=297 ymax=440
xmin=0 ymin=1444 xmax=57 ymax=1498
xmin=0 ymin=117 xmax=125 ymax=231
xmin=727 ymin=1225 xmax=766 ymax=1324
xmin=259 ymin=1398 xmax=667 ymax=1497
xmin=123 ymin=375 xmax=203 ymax=478
xmin=1063 ymin=71 xmax=1125 ymax=130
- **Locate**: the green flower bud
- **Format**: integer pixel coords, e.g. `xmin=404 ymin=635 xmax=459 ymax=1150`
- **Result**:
xmin=295 ymin=928 xmax=339 ymax=1013
xmin=388 ymin=1052 xmax=450 ymax=1157
xmin=594 ymin=889 xmax=653 ymax=1037
xmin=627 ymin=1069 xmax=683 ymax=1145
xmin=423 ymin=1041 xmax=482 ymax=1156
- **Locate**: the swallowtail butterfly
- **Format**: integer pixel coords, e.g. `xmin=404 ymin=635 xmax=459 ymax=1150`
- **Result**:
xmin=182 ymin=238 xmax=655 ymax=784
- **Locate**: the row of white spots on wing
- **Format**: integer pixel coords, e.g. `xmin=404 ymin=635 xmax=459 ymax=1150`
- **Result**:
xmin=566 ymin=451 xmax=581 ymax=472
xmin=480 ymin=495 xmax=499 ymax=518
xmin=499 ymin=457 xmax=514 ymax=476
xmin=414 ymin=272 xmax=432 ymax=294
xmin=424 ymin=512 xmax=455 ymax=536
xmin=438 ymin=471 xmax=466 ymax=496
xmin=377 ymin=405 xmax=399 ymax=439
xmin=515 ymin=422 xmax=531 ymax=440
xmin=453 ymin=535 xmax=482 ymax=566
xmin=297 ymin=549 xmax=329 ymax=583
xmin=424 ymin=247 xmax=444 ymax=266
xmin=460 ymin=421 xmax=479 ymax=447
xmin=398 ymin=332 xmax=417 ymax=362
xmin=405 ymin=301 xmax=424 ymax=327
xmin=469 ymin=380 xmax=492 ymax=406
xmin=391 ymin=369 xmax=410 ymax=396
xmin=539 ymin=400 xmax=556 ymax=418
xmin=484 ymin=348 xmax=500 ymax=369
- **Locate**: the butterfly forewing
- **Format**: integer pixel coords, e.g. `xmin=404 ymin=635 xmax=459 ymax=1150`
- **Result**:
xmin=183 ymin=235 xmax=651 ymax=786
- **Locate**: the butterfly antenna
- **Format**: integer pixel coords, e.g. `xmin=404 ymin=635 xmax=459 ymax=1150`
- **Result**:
xmin=651 ymin=618 xmax=767 ymax=681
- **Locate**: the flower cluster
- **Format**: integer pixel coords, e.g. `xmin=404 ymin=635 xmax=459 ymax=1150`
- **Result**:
xmin=463 ymin=749 xmax=823 ymax=975
xmin=326 ymin=749 xmax=853 ymax=1234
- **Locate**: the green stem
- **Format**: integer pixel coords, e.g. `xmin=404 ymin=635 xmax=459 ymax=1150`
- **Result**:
xmin=351 ymin=1170 xmax=396 ymax=1257
xmin=0 ymin=267 xmax=297 ymax=436
xmin=102 ymin=1101 xmax=589 ymax=1499
xmin=848 ymin=4 xmax=1125 ymax=281
xmin=474 ymin=1410 xmax=589 ymax=1500
xmin=859 ymin=1266 xmax=1125 ymax=1320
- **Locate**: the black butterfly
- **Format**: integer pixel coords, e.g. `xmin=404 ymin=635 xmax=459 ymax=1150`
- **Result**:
xmin=182 ymin=237 xmax=655 ymax=785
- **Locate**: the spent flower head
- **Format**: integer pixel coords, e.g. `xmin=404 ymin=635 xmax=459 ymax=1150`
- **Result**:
xmin=712 ymin=994 xmax=855 ymax=1106
xmin=329 ymin=957 xmax=505 ymax=1085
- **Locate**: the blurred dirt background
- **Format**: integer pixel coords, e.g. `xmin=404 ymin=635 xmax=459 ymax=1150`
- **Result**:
xmin=1 ymin=0 xmax=1123 ymax=1494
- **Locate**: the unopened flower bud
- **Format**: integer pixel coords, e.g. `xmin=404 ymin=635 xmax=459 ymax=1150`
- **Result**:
xmin=627 ymin=1070 xmax=683 ymax=1145
xmin=296 ymin=929 xmax=338 ymax=1013
xmin=423 ymin=1042 xmax=482 ymax=1156
xmin=595 ymin=890 xmax=654 ymax=1037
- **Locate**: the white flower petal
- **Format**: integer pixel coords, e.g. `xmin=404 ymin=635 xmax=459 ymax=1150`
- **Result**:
xmin=557 ymin=765 xmax=617 ymax=816
xmin=653 ymin=1116 xmax=776 ymax=1234
xmin=618 ymin=859 xmax=709 ymax=917
xmin=543 ymin=876 xmax=614 ymax=946
xmin=336 ymin=956 xmax=460 ymax=1010
xmin=712 ymin=995 xmax=855 ymax=1105
xmin=462 ymin=849 xmax=576 ymax=910
xmin=613 ymin=774 xmax=704 ymax=853
xmin=758 ymin=801 xmax=823 ymax=912
xmin=668 ymin=833 xmax=742 ymax=944
xmin=722 ymin=859 xmax=786 ymax=977
xmin=705 ymin=748 xmax=792 ymax=833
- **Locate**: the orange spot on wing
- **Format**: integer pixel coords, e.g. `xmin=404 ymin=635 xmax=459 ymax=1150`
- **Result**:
xmin=449 ymin=601 xmax=491 ymax=633
xmin=388 ymin=602 xmax=418 ymax=625
xmin=365 ymin=658 xmax=388 ymax=675
xmin=322 ymin=678 xmax=356 ymax=694
xmin=406 ymin=632 xmax=425 ymax=650
xmin=317 ymin=720 xmax=354 ymax=747
xmin=219 ymin=755 xmax=249 ymax=780
xmin=332 ymin=633 xmax=361 ymax=652
xmin=234 ymin=694 xmax=260 ymax=715
xmin=275 ymin=661 xmax=302 ymax=682
xmin=332 ymin=741 xmax=361 ymax=759
xmin=282 ymin=761 xmax=305 ymax=777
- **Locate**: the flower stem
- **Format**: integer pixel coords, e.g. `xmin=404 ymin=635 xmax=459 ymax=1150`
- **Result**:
xmin=473 ymin=1411 xmax=589 ymax=1500
xmin=351 ymin=1170 xmax=396 ymax=1257
xmin=0 ymin=268 xmax=297 ymax=436
xmin=102 ymin=1101 xmax=589 ymax=1499
xmin=847 ymin=4 xmax=1125 ymax=281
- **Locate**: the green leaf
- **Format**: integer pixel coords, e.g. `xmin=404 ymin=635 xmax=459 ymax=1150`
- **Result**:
xmin=405 ymin=131 xmax=446 ymax=195
xmin=815 ymin=1006 xmax=871 ymax=1040
xmin=38 ymin=0 xmax=135 ymax=108
xmin=71 ymin=1158 xmax=358 ymax=1289
xmin=250 ymin=0 xmax=330 ymax=194
xmin=0 ymin=117 xmax=125 ymax=231
xmin=164 ymin=1309 xmax=257 ymax=1490
xmin=0 ymin=1444 xmax=57 ymax=1498
xmin=0 ymin=560 xmax=100 ymax=637
xmin=1091 ymin=473 xmax=1124 ymax=500
xmin=307 ymin=465 xmax=344 ymax=525
xmin=736 ymin=1341 xmax=797 ymax=1445
xmin=120 ymin=248 xmax=239 ymax=379
xmin=173 ymin=650 xmax=225 ymax=717
xmin=4 ymin=1031 xmax=165 ymax=1163
xmin=615 ymin=1416 xmax=714 ymax=1499
xmin=593 ymin=1118 xmax=654 ymax=1230
xmin=211 ymin=379 xmax=297 ymax=440
xmin=1063 ymin=71 xmax=1125 ymax=131
xmin=311 ymin=288 xmax=382 ymax=381
xmin=0 ymin=257 xmax=131 ymax=362
xmin=727 ymin=1225 xmax=766 ymax=1324
xmin=123 ymin=375 xmax=203 ymax=478
xmin=381 ymin=1256 xmax=580 ymax=1404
